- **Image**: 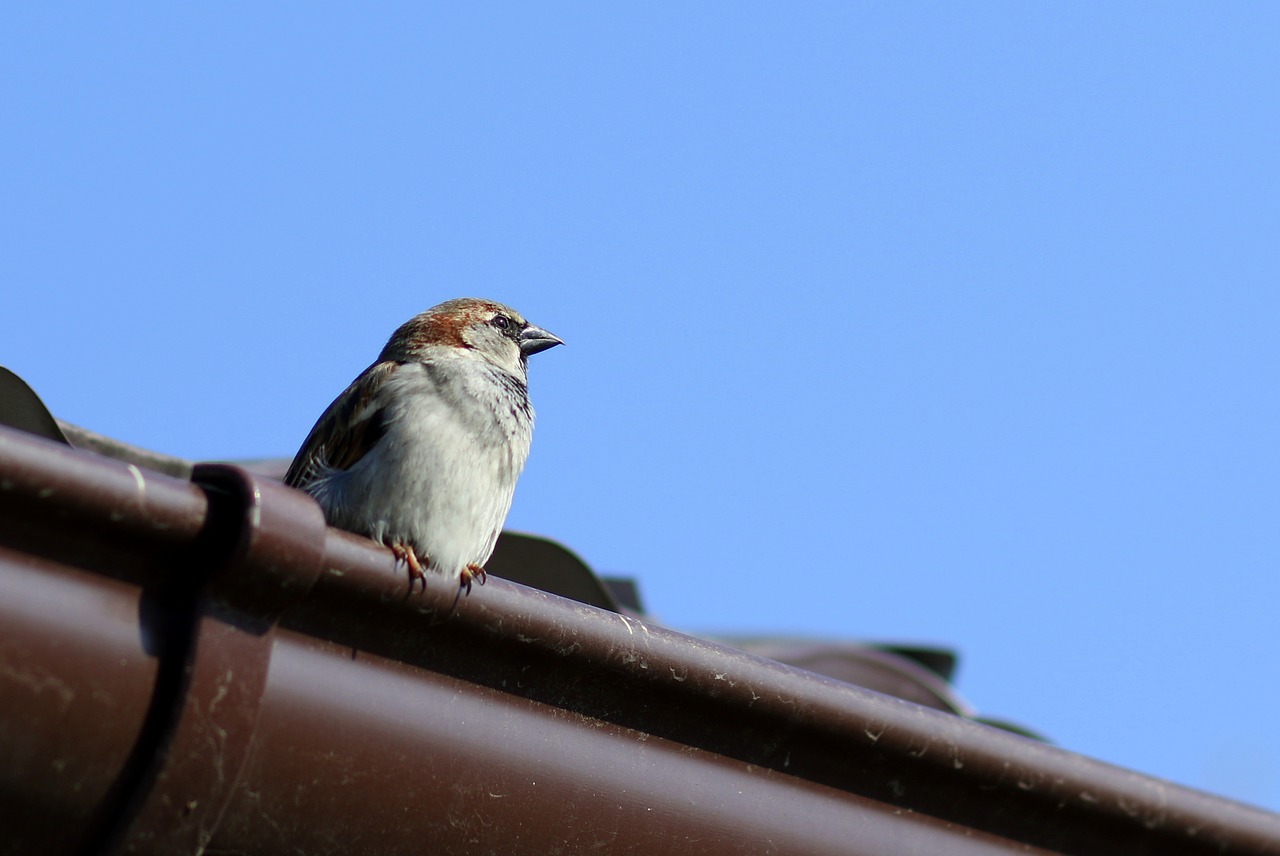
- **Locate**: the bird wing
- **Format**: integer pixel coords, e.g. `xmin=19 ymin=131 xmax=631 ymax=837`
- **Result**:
xmin=283 ymin=361 xmax=399 ymax=489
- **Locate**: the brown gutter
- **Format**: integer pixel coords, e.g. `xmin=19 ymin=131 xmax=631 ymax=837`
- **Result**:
xmin=1 ymin=423 xmax=1278 ymax=855
xmin=0 ymin=425 xmax=211 ymax=854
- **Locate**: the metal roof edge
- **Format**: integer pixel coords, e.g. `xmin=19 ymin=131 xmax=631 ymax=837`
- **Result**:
xmin=2 ymin=423 xmax=1278 ymax=855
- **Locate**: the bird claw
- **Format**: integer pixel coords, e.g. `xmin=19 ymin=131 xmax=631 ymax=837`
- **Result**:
xmin=459 ymin=564 xmax=487 ymax=596
xmin=390 ymin=542 xmax=428 ymax=593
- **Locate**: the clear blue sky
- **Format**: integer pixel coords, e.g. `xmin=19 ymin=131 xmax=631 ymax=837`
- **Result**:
xmin=4 ymin=4 xmax=1278 ymax=812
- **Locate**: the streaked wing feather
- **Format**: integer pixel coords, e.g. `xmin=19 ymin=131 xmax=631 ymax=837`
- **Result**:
xmin=283 ymin=361 xmax=399 ymax=488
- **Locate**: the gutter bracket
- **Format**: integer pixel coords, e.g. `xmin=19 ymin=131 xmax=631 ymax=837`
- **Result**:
xmin=112 ymin=465 xmax=328 ymax=856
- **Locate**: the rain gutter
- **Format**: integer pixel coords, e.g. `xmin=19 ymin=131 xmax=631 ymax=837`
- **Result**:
xmin=1 ymin=424 xmax=1277 ymax=855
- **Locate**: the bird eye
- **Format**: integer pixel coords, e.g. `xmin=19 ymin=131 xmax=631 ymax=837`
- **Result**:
xmin=491 ymin=314 xmax=511 ymax=330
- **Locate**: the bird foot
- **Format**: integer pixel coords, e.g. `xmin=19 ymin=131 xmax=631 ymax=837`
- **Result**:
xmin=390 ymin=542 xmax=428 ymax=593
xmin=459 ymin=564 xmax=487 ymax=596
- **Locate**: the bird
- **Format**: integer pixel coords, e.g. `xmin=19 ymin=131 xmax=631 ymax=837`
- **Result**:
xmin=283 ymin=297 xmax=562 ymax=595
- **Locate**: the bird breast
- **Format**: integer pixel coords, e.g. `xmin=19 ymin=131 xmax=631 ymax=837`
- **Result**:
xmin=334 ymin=357 xmax=534 ymax=574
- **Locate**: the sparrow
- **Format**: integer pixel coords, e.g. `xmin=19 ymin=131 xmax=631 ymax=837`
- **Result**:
xmin=283 ymin=298 xmax=562 ymax=595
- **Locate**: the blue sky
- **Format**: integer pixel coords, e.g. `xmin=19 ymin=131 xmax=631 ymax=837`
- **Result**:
xmin=3 ymin=4 xmax=1278 ymax=812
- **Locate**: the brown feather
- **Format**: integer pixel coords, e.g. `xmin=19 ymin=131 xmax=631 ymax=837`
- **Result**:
xmin=283 ymin=361 xmax=399 ymax=488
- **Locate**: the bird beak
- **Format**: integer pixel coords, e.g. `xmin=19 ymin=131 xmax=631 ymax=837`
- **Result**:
xmin=519 ymin=324 xmax=564 ymax=356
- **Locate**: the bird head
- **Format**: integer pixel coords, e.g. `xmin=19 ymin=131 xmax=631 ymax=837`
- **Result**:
xmin=382 ymin=298 xmax=563 ymax=378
